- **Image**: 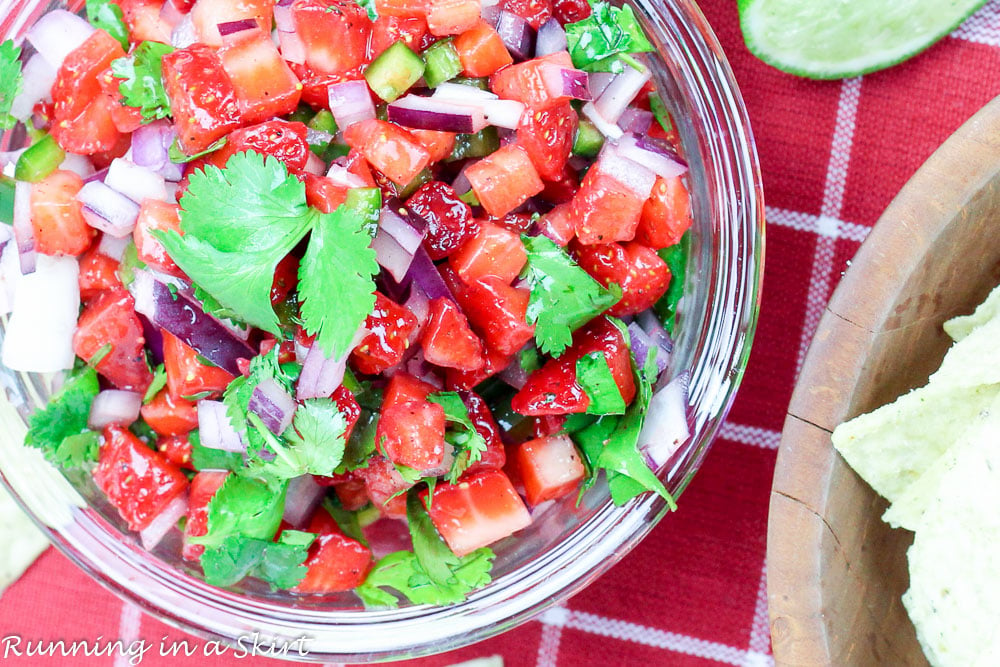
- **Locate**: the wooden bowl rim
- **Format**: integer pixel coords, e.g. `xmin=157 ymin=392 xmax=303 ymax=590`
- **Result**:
xmin=767 ymin=94 xmax=1000 ymax=664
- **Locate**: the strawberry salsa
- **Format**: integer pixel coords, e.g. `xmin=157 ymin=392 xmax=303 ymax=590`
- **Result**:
xmin=0 ymin=0 xmax=693 ymax=603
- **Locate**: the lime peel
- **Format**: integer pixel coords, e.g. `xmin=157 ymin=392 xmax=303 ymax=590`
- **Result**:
xmin=738 ymin=0 xmax=990 ymax=80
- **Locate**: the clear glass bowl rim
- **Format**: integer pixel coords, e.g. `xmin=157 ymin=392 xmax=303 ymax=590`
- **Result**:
xmin=0 ymin=0 xmax=765 ymax=661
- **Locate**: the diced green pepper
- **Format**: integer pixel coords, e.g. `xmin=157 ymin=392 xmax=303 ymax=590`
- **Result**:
xmin=423 ymin=39 xmax=462 ymax=88
xmin=447 ymin=126 xmax=500 ymax=161
xmin=345 ymin=187 xmax=382 ymax=237
xmin=395 ymin=167 xmax=433 ymax=199
xmin=365 ymin=41 xmax=425 ymax=103
xmin=308 ymin=109 xmax=338 ymax=134
xmin=15 ymin=134 xmax=64 ymax=182
xmin=0 ymin=175 xmax=15 ymax=225
xmin=572 ymin=118 xmax=604 ymax=157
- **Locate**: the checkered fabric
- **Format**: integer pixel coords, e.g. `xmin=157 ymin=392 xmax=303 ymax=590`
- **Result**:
xmin=5 ymin=1 xmax=1000 ymax=665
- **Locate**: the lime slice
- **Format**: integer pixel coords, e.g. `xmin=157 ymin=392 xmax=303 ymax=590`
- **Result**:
xmin=738 ymin=0 xmax=989 ymax=79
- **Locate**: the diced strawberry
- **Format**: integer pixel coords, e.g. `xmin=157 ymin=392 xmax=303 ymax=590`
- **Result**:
xmin=183 ymin=470 xmax=230 ymax=560
xmin=141 ymin=389 xmax=199 ymax=436
xmin=409 ymin=129 xmax=456 ymax=164
xmin=295 ymin=507 xmax=374 ymax=592
xmin=535 ymin=201 xmax=575 ymax=246
xmin=304 ymin=173 xmax=351 ymax=213
xmin=343 ymin=119 xmax=431 ymax=187
xmin=573 ymin=241 xmax=671 ymax=316
xmin=489 ymin=51 xmax=576 ymax=111
xmin=406 ymin=181 xmax=479 ymax=260
xmin=73 ymin=289 xmax=154 ymax=393
xmin=637 ymin=175 xmax=692 ymax=250
xmin=205 ymin=120 xmax=312 ymax=173
xmin=444 ymin=343 xmax=510 ymax=390
xmin=461 ymin=390 xmax=507 ymax=474
xmin=376 ymin=373 xmax=446 ymax=472
xmin=78 ymin=245 xmax=123 ymax=299
xmin=190 ymin=0 xmax=275 ymax=47
xmin=449 ymin=220 xmax=527 ymax=284
xmin=571 ymin=168 xmax=645 ymax=244
xmin=357 ymin=455 xmax=412 ymax=518
xmin=426 ymin=0 xmax=481 ymax=36
xmin=119 ymin=0 xmax=175 ymax=42
xmin=551 ymin=0 xmax=590 ymax=22
xmin=451 ymin=274 xmax=535 ymax=356
xmin=516 ymin=103 xmax=577 ymax=182
xmin=133 ymin=199 xmax=184 ymax=276
xmin=421 ymin=469 xmax=531 ymax=557
xmin=292 ymin=0 xmax=372 ymax=75
xmin=511 ymin=315 xmax=635 ymax=416
xmin=162 ymin=330 xmax=235 ymax=400
xmin=30 ymin=170 xmax=94 ymax=256
xmin=162 ymin=45 xmax=242 ymax=154
xmin=350 ymin=293 xmax=419 ymax=375
xmin=421 ymin=297 xmax=485 ymax=371
xmin=453 ymin=20 xmax=513 ymax=76
xmin=158 ymin=433 xmax=195 ymax=470
xmin=94 ymin=424 xmax=188 ymax=532
xmin=218 ymin=27 xmax=302 ymax=125
xmin=516 ymin=434 xmax=584 ymax=506
xmin=332 ymin=385 xmax=362 ymax=442
xmin=465 ymin=143 xmax=544 ymax=218
xmin=370 ymin=15 xmax=428 ymax=58
xmin=331 ymin=476 xmax=369 ymax=511
xmin=502 ymin=0 xmax=551 ymax=29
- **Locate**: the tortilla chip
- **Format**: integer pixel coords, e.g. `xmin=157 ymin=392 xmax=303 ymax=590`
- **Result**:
xmin=943 ymin=283 xmax=1000 ymax=342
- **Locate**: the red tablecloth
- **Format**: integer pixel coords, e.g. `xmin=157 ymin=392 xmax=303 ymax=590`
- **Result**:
xmin=6 ymin=1 xmax=1000 ymax=665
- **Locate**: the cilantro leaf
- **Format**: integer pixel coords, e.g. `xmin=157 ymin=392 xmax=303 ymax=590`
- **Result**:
xmin=86 ymin=0 xmax=129 ymax=50
xmin=244 ymin=397 xmax=348 ymax=480
xmin=655 ymin=232 xmax=689 ymax=335
xmin=576 ymin=351 xmax=626 ymax=415
xmin=192 ymin=475 xmax=287 ymax=548
xmin=189 ymin=430 xmax=244 ymax=471
xmin=564 ymin=1 xmax=654 ymax=73
xmin=111 ymin=41 xmax=173 ymax=121
xmin=648 ymin=93 xmax=674 ymax=136
xmin=427 ymin=391 xmax=487 ymax=483
xmin=356 ymin=494 xmax=495 ymax=607
xmin=24 ymin=367 xmax=100 ymax=468
xmin=297 ymin=205 xmax=379 ymax=358
xmin=143 ymin=364 xmax=167 ymax=404
xmin=192 ymin=283 xmax=247 ymax=330
xmin=157 ymin=152 xmax=314 ymax=335
xmin=0 ymin=40 xmax=23 ymax=130
xmin=54 ymin=431 xmax=100 ymax=468
xmin=169 ymin=137 xmax=226 ymax=163
xmin=354 ymin=0 xmax=378 ymax=21
xmin=521 ymin=235 xmax=620 ymax=357
xmin=201 ymin=530 xmax=314 ymax=590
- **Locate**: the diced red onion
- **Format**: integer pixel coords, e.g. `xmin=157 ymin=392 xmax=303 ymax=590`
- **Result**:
xmin=98 ymin=233 xmax=131 ymax=261
xmin=83 ymin=167 xmax=109 ymax=184
xmin=1 ymin=255 xmax=79 ymax=373
xmin=616 ymin=133 xmax=688 ymax=180
xmin=430 ymin=83 xmax=526 ymax=129
xmin=597 ymin=141 xmax=656 ymax=199
xmin=249 ymin=377 xmax=298 ymax=435
xmin=12 ymin=181 xmax=36 ymax=275
xmin=159 ymin=0 xmax=186 ymax=29
xmin=403 ymin=246 xmax=455 ymax=302
xmin=499 ymin=356 xmax=529 ymax=389
xmin=273 ymin=0 xmax=296 ymax=30
xmin=26 ymin=10 xmax=96 ymax=70
xmin=140 ymin=492 xmax=189 ymax=550
xmin=328 ymin=80 xmax=376 ymax=130
xmin=197 ymin=399 xmax=247 ymax=452
xmin=404 ymin=283 xmax=430 ymax=328
xmin=380 ymin=206 xmax=425 ymax=254
xmin=276 ymin=29 xmax=307 ymax=64
xmin=638 ymin=372 xmax=690 ymax=468
xmin=129 ymin=270 xmax=256 ymax=375
xmin=588 ymin=72 xmax=616 ymax=99
xmin=541 ymin=64 xmax=591 ymax=102
xmin=451 ymin=163 xmax=472 ymax=194
xmin=106 ymin=159 xmax=170 ymax=204
xmin=388 ymin=95 xmax=486 ymax=134
xmin=433 ymin=82 xmax=495 ymax=102
xmin=306 ymin=128 xmax=334 ymax=146
xmin=637 ymin=309 xmax=674 ymax=353
xmin=483 ymin=99 xmax=526 ymax=129
xmin=581 ymin=101 xmax=623 ymax=140
xmin=282 ymin=475 xmax=325 ymax=527
xmin=303 ymin=151 xmax=325 ymax=176
xmin=372 ymin=227 xmax=415 ymax=283
xmin=364 ymin=516 xmax=413 ymax=559
xmin=496 ymin=10 xmax=535 ymax=62
xmin=296 ymin=325 xmax=368 ymax=400
xmin=88 ymin=389 xmax=143 ymax=429
xmin=0 ymin=242 xmax=18 ymax=316
xmin=534 ymin=18 xmax=567 ymax=57
xmin=481 ymin=2 xmax=501 ymax=27
xmin=325 ymin=163 xmax=369 ymax=189
xmin=138 ymin=313 xmax=165 ymax=365
xmin=78 ymin=181 xmax=142 ymax=238
xmin=130 ymin=122 xmax=174 ymax=173
xmin=217 ymin=19 xmax=259 ymax=37
xmin=171 ymin=14 xmax=197 ymax=49
xmin=617 ymin=107 xmax=653 ymax=135
xmin=627 ymin=321 xmax=669 ymax=379
xmin=594 ymin=62 xmax=652 ymax=123
xmin=11 ymin=54 xmax=56 ymax=122
xmin=0 ymin=226 xmax=11 ymax=248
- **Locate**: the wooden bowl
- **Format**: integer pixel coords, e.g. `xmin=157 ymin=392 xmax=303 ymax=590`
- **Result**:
xmin=767 ymin=94 xmax=1000 ymax=665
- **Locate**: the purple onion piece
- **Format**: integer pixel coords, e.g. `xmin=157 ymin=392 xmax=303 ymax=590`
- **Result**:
xmin=404 ymin=246 xmax=455 ymax=302
xmin=282 ymin=476 xmax=325 ymax=527
xmin=197 ymin=399 xmax=246 ymax=452
xmin=617 ymin=107 xmax=653 ymax=135
xmin=140 ymin=492 xmax=188 ymax=551
xmin=627 ymin=321 xmax=669 ymax=380
xmin=597 ymin=141 xmax=656 ymax=198
xmin=249 ymin=377 xmax=298 ymax=435
xmin=328 ymin=80 xmax=376 ymax=131
xmin=88 ymin=389 xmax=143 ymax=430
xmin=296 ymin=325 xmax=368 ymax=400
xmin=496 ymin=10 xmax=535 ymax=62
xmin=217 ymin=18 xmax=259 ymax=36
xmin=404 ymin=282 xmax=431 ymax=327
xmin=131 ymin=122 xmax=171 ymax=170
xmin=380 ymin=205 xmax=426 ymax=254
xmin=105 ymin=158 xmax=168 ymax=204
xmin=638 ymin=371 xmax=690 ymax=468
xmin=372 ymin=227 xmax=416 ymax=283
xmin=26 ymin=10 xmax=96 ymax=70
xmin=12 ymin=181 xmax=36 ymax=276
xmin=388 ymin=95 xmax=484 ymax=133
xmin=595 ymin=62 xmax=652 ymax=124
xmin=534 ymin=18 xmax=567 ymax=57
xmin=78 ymin=181 xmax=141 ymax=237
xmin=129 ymin=270 xmax=255 ymax=375
xmin=636 ymin=309 xmax=673 ymax=355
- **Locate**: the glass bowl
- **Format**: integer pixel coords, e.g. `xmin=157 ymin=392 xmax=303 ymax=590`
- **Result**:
xmin=0 ymin=0 xmax=764 ymax=661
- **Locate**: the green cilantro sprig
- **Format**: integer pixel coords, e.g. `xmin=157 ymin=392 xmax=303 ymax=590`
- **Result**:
xmin=201 ymin=530 xmax=315 ymax=590
xmin=356 ymin=493 xmax=495 ymax=607
xmin=565 ymin=1 xmax=654 ymax=73
xmin=156 ymin=152 xmax=378 ymax=357
xmin=111 ymin=41 xmax=174 ymax=123
xmin=427 ymin=392 xmax=487 ymax=483
xmin=86 ymin=0 xmax=129 ymax=50
xmin=655 ymin=232 xmax=689 ymax=335
xmin=521 ymin=235 xmax=620 ymax=357
xmin=576 ymin=352 xmax=627 ymax=415
xmin=0 ymin=40 xmax=23 ymax=130
xmin=24 ymin=366 xmax=100 ymax=468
